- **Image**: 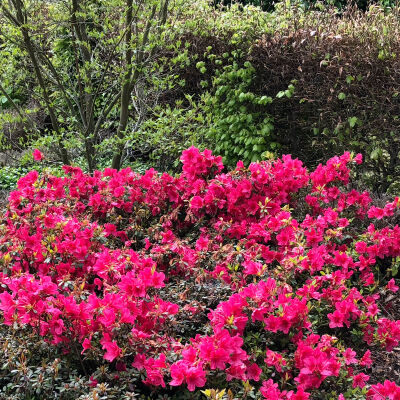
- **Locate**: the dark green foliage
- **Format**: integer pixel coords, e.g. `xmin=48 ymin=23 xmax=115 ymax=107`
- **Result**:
xmin=154 ymin=3 xmax=400 ymax=191
xmin=213 ymin=0 xmax=398 ymax=12
xmin=249 ymin=10 xmax=400 ymax=192
xmin=1 ymin=0 xmax=400 ymax=194
xmin=213 ymin=0 xmax=275 ymax=12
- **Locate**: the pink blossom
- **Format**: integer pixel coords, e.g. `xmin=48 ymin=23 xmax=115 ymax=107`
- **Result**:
xmin=102 ymin=341 xmax=121 ymax=362
xmin=33 ymin=149 xmax=44 ymax=161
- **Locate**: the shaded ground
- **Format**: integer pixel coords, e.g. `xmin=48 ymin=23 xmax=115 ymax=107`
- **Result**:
xmin=371 ymin=346 xmax=400 ymax=384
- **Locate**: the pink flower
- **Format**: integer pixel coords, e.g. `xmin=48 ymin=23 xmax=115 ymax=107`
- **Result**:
xmin=113 ymin=186 xmax=125 ymax=197
xmin=246 ymin=363 xmax=262 ymax=381
xmin=368 ymin=206 xmax=385 ymax=219
xmin=354 ymin=153 xmax=363 ymax=164
xmin=328 ymin=310 xmax=345 ymax=328
xmin=0 ymin=292 xmax=16 ymax=325
xmin=170 ymin=361 xmax=206 ymax=391
xmin=367 ymin=380 xmax=400 ymax=400
xmin=387 ymin=278 xmax=399 ymax=293
xmin=352 ymin=372 xmax=369 ymax=388
xmin=50 ymin=318 xmax=65 ymax=336
xmin=4 ymin=145 xmax=400 ymax=397
xmin=342 ymin=348 xmax=357 ymax=365
xmin=191 ymin=196 xmax=204 ymax=210
xmin=287 ymin=388 xmax=311 ymax=400
xmin=260 ymin=379 xmax=283 ymax=400
xmin=359 ymin=350 xmax=372 ymax=368
xmin=81 ymin=338 xmax=92 ymax=354
xmin=89 ymin=376 xmax=98 ymax=387
xmin=170 ymin=361 xmax=186 ymax=387
xmin=33 ymin=149 xmax=44 ymax=161
xmin=102 ymin=341 xmax=121 ymax=362
xmin=185 ymin=366 xmax=206 ymax=391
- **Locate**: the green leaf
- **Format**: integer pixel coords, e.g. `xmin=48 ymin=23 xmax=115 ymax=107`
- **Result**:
xmin=370 ymin=148 xmax=382 ymax=160
xmin=391 ymin=261 xmax=399 ymax=277
xmin=259 ymin=95 xmax=272 ymax=105
xmin=348 ymin=116 xmax=358 ymax=128
xmin=276 ymin=90 xmax=286 ymax=98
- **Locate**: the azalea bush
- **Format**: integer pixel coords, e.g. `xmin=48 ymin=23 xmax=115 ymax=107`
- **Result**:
xmin=0 ymin=147 xmax=400 ymax=399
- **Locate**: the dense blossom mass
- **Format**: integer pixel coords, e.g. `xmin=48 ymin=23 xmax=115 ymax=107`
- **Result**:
xmin=0 ymin=147 xmax=400 ymax=398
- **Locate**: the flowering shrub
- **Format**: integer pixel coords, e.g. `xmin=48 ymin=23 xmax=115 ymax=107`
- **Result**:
xmin=0 ymin=147 xmax=400 ymax=399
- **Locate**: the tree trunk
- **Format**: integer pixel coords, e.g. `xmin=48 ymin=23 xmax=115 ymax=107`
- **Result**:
xmin=111 ymin=0 xmax=134 ymax=170
xmin=71 ymin=0 xmax=96 ymax=172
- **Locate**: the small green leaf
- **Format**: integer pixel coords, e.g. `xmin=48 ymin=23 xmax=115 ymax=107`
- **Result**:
xmin=370 ymin=148 xmax=382 ymax=160
xmin=276 ymin=90 xmax=286 ymax=98
xmin=348 ymin=116 xmax=358 ymax=128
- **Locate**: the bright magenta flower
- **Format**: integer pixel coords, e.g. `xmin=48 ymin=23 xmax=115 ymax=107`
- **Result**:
xmin=102 ymin=340 xmax=121 ymax=362
xmin=33 ymin=148 xmax=44 ymax=161
xmin=352 ymin=372 xmax=370 ymax=388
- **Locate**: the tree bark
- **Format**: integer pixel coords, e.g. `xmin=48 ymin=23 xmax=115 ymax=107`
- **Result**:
xmin=111 ymin=0 xmax=134 ymax=170
xmin=71 ymin=0 xmax=96 ymax=172
xmin=111 ymin=1 xmax=168 ymax=170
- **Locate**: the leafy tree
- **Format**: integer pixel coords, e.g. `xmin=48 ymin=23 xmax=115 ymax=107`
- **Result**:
xmin=0 ymin=0 xmax=173 ymax=171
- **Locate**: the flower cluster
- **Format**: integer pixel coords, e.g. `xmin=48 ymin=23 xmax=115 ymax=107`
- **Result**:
xmin=0 ymin=147 xmax=400 ymax=398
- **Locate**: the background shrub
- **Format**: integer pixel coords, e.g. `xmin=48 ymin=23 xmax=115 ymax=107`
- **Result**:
xmin=214 ymin=0 xmax=399 ymax=12
xmin=249 ymin=6 xmax=400 ymax=192
xmin=202 ymin=60 xmax=276 ymax=165
xmin=145 ymin=3 xmax=400 ymax=192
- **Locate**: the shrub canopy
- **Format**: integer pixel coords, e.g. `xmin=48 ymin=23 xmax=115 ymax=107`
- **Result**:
xmin=0 ymin=148 xmax=400 ymax=398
